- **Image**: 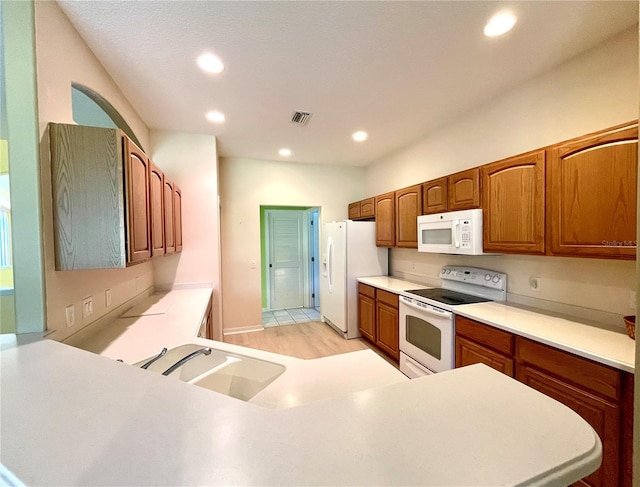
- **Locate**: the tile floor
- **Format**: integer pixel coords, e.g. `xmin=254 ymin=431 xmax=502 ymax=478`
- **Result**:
xmin=262 ymin=307 xmax=321 ymax=327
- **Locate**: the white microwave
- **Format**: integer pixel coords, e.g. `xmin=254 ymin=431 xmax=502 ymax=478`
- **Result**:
xmin=417 ymin=208 xmax=483 ymax=254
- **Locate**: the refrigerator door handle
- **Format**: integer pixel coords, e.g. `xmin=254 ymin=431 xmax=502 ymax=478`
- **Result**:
xmin=327 ymin=237 xmax=333 ymax=292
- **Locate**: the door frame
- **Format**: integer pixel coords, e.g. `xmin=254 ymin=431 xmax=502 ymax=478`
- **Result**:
xmin=262 ymin=206 xmax=320 ymax=311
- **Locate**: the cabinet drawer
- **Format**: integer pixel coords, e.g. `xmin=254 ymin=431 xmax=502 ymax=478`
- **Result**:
xmin=358 ymin=283 xmax=376 ymax=299
xmin=455 ymin=316 xmax=514 ymax=355
xmin=376 ymin=289 xmax=398 ymax=308
xmin=516 ymin=336 xmax=621 ymax=401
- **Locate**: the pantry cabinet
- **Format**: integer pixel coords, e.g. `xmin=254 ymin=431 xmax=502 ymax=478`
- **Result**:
xmin=455 ymin=315 xmax=634 ymax=487
xmin=375 ymin=192 xmax=396 ymax=247
xmin=49 ymin=123 xmax=182 ymax=269
xmin=482 ymin=150 xmax=545 ymax=254
xmin=395 ymin=184 xmax=422 ymax=248
xmin=547 ymin=122 xmax=638 ymax=260
xmin=357 ymin=284 xmax=399 ymax=361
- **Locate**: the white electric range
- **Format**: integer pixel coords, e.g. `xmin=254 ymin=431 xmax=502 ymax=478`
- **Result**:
xmin=399 ymin=266 xmax=507 ymax=378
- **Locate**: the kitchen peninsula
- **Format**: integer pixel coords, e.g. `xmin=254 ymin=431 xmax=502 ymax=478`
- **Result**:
xmin=1 ymin=289 xmax=603 ymax=486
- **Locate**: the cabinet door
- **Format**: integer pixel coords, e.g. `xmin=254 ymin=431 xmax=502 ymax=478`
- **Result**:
xmin=395 ymin=184 xmax=423 ymax=248
xmin=164 ymin=178 xmax=176 ymax=254
xmin=360 ymin=197 xmax=375 ymax=219
xmin=455 ymin=336 xmax=514 ymax=377
xmin=547 ymin=123 xmax=638 ymax=259
xmin=375 ymin=192 xmax=396 ymax=247
xmin=125 ymin=138 xmax=152 ymax=263
xmin=517 ymin=365 xmax=620 ymax=487
xmin=358 ymin=292 xmax=376 ymax=342
xmin=449 ymin=168 xmax=481 ymax=211
xmin=149 ymin=161 xmax=165 ymax=257
xmin=376 ymin=301 xmax=399 ymax=360
xmin=348 ymin=202 xmax=361 ymax=220
xmin=422 ymin=177 xmax=448 ymax=214
xmin=482 ymin=150 xmax=545 ymax=254
xmin=174 ymin=185 xmax=183 ymax=252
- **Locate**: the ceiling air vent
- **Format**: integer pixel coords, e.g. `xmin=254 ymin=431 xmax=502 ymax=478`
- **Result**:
xmin=290 ymin=111 xmax=313 ymax=126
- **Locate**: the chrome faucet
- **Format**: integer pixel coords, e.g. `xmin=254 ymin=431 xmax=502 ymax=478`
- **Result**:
xmin=162 ymin=348 xmax=212 ymax=376
xmin=140 ymin=347 xmax=168 ymax=369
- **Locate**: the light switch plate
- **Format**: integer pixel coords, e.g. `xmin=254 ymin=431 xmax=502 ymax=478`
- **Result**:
xmin=65 ymin=305 xmax=75 ymax=328
xmin=105 ymin=289 xmax=112 ymax=307
xmin=82 ymin=296 xmax=93 ymax=318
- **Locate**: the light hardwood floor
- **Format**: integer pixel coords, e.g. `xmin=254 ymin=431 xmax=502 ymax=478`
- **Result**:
xmin=224 ymin=321 xmax=372 ymax=360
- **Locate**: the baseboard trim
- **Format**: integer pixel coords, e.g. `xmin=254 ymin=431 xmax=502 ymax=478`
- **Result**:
xmin=223 ymin=325 xmax=264 ymax=335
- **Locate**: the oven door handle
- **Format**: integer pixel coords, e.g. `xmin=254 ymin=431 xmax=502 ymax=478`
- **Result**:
xmin=401 ymin=298 xmax=452 ymax=318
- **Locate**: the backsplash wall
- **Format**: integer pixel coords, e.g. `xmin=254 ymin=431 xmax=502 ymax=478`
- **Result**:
xmin=391 ymin=248 xmax=635 ymax=329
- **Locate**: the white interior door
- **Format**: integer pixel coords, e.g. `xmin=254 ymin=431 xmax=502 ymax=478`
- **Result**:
xmin=267 ymin=210 xmax=305 ymax=310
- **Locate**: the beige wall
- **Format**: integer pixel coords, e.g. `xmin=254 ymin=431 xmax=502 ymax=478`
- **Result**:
xmin=35 ymin=1 xmax=154 ymax=340
xmin=365 ymin=27 xmax=638 ymax=325
xmin=220 ymin=157 xmax=365 ymax=332
xmin=150 ymin=130 xmax=222 ymax=339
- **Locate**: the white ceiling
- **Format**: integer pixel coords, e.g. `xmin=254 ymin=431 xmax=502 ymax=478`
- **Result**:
xmin=57 ymin=1 xmax=638 ymax=167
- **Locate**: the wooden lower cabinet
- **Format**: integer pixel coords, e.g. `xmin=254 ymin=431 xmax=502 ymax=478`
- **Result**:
xmin=455 ymin=316 xmax=633 ymax=487
xmin=357 ymin=284 xmax=399 ymax=361
xmin=357 ymin=285 xmax=376 ymax=342
xmin=517 ymin=364 xmax=620 ymax=487
xmin=456 ymin=335 xmax=514 ymax=377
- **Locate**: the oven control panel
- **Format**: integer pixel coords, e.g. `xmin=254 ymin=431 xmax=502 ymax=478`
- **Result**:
xmin=440 ymin=266 xmax=507 ymax=292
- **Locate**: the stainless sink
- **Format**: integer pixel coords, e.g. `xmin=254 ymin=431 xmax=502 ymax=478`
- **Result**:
xmin=134 ymin=344 xmax=286 ymax=401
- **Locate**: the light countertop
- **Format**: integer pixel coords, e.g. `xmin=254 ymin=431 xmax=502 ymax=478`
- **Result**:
xmin=358 ymin=276 xmax=635 ymax=373
xmin=2 ymin=332 xmax=601 ymax=486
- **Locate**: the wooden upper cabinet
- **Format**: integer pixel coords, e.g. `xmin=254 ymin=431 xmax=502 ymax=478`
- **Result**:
xmin=149 ymin=161 xmax=165 ymax=257
xmin=174 ymin=184 xmax=183 ymax=252
xmin=50 ymin=123 xmax=129 ymax=269
xmin=482 ymin=150 xmax=546 ymax=254
xmin=422 ymin=177 xmax=448 ymax=214
xmin=547 ymin=122 xmax=638 ymax=259
xmin=348 ymin=202 xmax=361 ymax=220
xmin=164 ymin=177 xmax=176 ymax=254
xmin=348 ymin=197 xmax=375 ymax=220
xmin=125 ymin=138 xmax=152 ymax=263
xmin=360 ymin=197 xmax=375 ymax=219
xmin=375 ymin=191 xmax=396 ymax=247
xmin=449 ymin=168 xmax=481 ymax=211
xmin=395 ymin=184 xmax=423 ymax=248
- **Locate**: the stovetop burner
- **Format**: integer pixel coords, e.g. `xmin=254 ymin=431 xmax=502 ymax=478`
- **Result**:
xmin=405 ymin=288 xmax=490 ymax=305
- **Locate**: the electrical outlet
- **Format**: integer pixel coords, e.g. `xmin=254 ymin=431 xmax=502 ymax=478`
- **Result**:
xmin=135 ymin=276 xmax=142 ymax=291
xmin=82 ymin=296 xmax=93 ymax=318
xmin=105 ymin=289 xmax=112 ymax=307
xmin=250 ymin=260 xmax=256 ymax=269
xmin=65 ymin=305 xmax=75 ymax=328
xmin=630 ymin=291 xmax=636 ymax=311
xmin=529 ymin=277 xmax=541 ymax=292
xmin=411 ymin=262 xmax=416 ymax=271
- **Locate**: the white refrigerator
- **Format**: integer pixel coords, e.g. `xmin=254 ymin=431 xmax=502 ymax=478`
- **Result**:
xmin=320 ymin=221 xmax=388 ymax=339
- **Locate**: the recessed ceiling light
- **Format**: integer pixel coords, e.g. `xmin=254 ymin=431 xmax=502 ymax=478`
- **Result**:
xmin=484 ymin=12 xmax=516 ymax=37
xmin=197 ymin=53 xmax=225 ymax=74
xmin=352 ymin=131 xmax=368 ymax=142
xmin=206 ymin=111 xmax=225 ymax=123
xmin=279 ymin=148 xmax=292 ymax=157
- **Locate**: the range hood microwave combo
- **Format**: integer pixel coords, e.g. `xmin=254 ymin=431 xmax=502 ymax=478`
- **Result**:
xmin=417 ymin=208 xmax=483 ymax=255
